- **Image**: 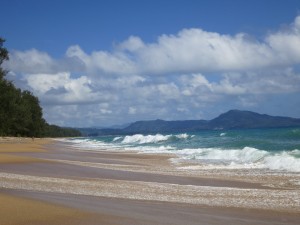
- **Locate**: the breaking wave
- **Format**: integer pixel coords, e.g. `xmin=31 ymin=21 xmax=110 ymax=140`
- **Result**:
xmin=176 ymin=147 xmax=300 ymax=172
xmin=65 ymin=128 xmax=300 ymax=172
xmin=120 ymin=133 xmax=191 ymax=144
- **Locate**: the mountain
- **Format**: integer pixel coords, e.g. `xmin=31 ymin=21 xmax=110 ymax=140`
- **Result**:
xmin=109 ymin=123 xmax=132 ymax=129
xmin=209 ymin=110 xmax=300 ymax=129
xmin=78 ymin=110 xmax=300 ymax=136
xmin=122 ymin=119 xmax=208 ymax=134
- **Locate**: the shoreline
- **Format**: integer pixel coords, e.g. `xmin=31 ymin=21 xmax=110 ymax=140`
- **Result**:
xmin=1 ymin=137 xmax=300 ymax=224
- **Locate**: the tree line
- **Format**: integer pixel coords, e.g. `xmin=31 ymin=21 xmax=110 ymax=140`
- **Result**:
xmin=0 ymin=38 xmax=81 ymax=137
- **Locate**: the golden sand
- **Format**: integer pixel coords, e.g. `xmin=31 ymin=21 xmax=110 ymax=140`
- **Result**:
xmin=0 ymin=138 xmax=52 ymax=153
xmin=0 ymin=138 xmax=52 ymax=163
xmin=0 ymin=154 xmax=46 ymax=164
xmin=0 ymin=193 xmax=87 ymax=225
xmin=0 ymin=138 xmax=95 ymax=224
xmin=1 ymin=138 xmax=300 ymax=224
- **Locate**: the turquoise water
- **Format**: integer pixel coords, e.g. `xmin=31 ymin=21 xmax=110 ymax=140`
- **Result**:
xmin=68 ymin=127 xmax=300 ymax=172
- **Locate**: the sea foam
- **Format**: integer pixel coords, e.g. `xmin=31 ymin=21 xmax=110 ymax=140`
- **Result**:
xmin=64 ymin=129 xmax=300 ymax=172
xmin=263 ymin=152 xmax=300 ymax=172
xmin=121 ymin=133 xmax=190 ymax=144
xmin=122 ymin=134 xmax=171 ymax=144
xmin=176 ymin=147 xmax=300 ymax=172
xmin=177 ymin=147 xmax=268 ymax=163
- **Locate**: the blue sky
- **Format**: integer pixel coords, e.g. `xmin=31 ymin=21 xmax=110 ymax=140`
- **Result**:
xmin=2 ymin=0 xmax=300 ymax=127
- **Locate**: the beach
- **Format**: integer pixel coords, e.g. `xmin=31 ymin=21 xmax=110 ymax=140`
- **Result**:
xmin=0 ymin=138 xmax=300 ymax=225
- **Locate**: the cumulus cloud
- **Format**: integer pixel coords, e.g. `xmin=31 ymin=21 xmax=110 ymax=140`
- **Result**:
xmin=6 ymin=49 xmax=55 ymax=73
xmin=6 ymin=16 xmax=300 ymax=76
xmin=24 ymin=72 xmax=109 ymax=105
xmin=66 ymin=45 xmax=136 ymax=75
xmin=267 ymin=16 xmax=300 ymax=64
xmin=3 ymin=16 xmax=300 ymax=126
xmin=132 ymin=30 xmax=273 ymax=73
xmin=128 ymin=16 xmax=299 ymax=74
xmin=118 ymin=36 xmax=145 ymax=52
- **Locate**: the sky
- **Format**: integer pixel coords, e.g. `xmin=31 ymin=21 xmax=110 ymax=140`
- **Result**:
xmin=2 ymin=0 xmax=300 ymax=127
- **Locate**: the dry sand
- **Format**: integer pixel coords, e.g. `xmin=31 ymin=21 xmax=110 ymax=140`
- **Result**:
xmin=1 ymin=137 xmax=300 ymax=225
xmin=0 ymin=192 xmax=87 ymax=225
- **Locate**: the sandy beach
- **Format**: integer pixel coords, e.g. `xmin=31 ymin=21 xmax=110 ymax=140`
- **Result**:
xmin=1 ymin=138 xmax=300 ymax=225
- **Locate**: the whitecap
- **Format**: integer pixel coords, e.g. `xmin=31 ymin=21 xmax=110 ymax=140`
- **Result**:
xmin=121 ymin=134 xmax=171 ymax=144
xmin=113 ymin=136 xmax=122 ymax=142
xmin=263 ymin=152 xmax=300 ymax=172
xmin=175 ymin=133 xmax=189 ymax=139
xmin=175 ymin=146 xmax=300 ymax=172
xmin=176 ymin=146 xmax=268 ymax=164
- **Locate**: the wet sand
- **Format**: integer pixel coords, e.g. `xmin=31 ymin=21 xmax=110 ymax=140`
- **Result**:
xmin=1 ymin=138 xmax=300 ymax=224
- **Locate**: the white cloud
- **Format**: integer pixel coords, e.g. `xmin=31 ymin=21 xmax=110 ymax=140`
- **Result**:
xmin=156 ymin=83 xmax=180 ymax=100
xmin=3 ymin=16 xmax=300 ymax=126
xmin=133 ymin=30 xmax=273 ymax=74
xmin=118 ymin=36 xmax=145 ymax=52
xmin=6 ymin=49 xmax=55 ymax=73
xmin=117 ymin=16 xmax=299 ymax=74
xmin=6 ymin=16 xmax=300 ymax=77
xmin=24 ymin=72 xmax=107 ymax=104
xmin=25 ymin=72 xmax=69 ymax=94
xmin=128 ymin=107 xmax=136 ymax=115
xmin=66 ymin=45 xmax=136 ymax=75
xmin=219 ymin=68 xmax=300 ymax=94
xmin=212 ymin=78 xmax=246 ymax=95
xmin=267 ymin=16 xmax=300 ymax=64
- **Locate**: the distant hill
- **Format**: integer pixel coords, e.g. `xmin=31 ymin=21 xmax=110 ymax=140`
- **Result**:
xmin=209 ymin=110 xmax=300 ymax=129
xmin=122 ymin=119 xmax=208 ymax=133
xmin=77 ymin=110 xmax=300 ymax=136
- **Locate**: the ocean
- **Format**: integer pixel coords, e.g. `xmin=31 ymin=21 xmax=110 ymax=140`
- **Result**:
xmin=67 ymin=127 xmax=300 ymax=172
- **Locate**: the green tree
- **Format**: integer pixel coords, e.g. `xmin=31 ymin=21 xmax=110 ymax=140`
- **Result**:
xmin=0 ymin=38 xmax=81 ymax=137
xmin=0 ymin=80 xmax=20 ymax=135
xmin=0 ymin=38 xmax=9 ymax=80
xmin=21 ymin=90 xmax=45 ymax=137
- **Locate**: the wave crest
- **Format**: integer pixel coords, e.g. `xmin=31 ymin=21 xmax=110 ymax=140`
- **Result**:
xmin=177 ymin=147 xmax=300 ymax=172
xmin=121 ymin=133 xmax=190 ymax=144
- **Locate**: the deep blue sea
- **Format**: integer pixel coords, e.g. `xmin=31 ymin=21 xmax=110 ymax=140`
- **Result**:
xmin=67 ymin=127 xmax=300 ymax=172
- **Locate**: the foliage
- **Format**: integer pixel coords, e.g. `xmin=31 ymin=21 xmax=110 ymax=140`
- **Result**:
xmin=43 ymin=124 xmax=81 ymax=137
xmin=0 ymin=37 xmax=9 ymax=80
xmin=0 ymin=38 xmax=81 ymax=137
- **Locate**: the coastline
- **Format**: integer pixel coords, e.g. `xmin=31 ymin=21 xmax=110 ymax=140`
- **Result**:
xmin=1 ymin=138 xmax=300 ymax=224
